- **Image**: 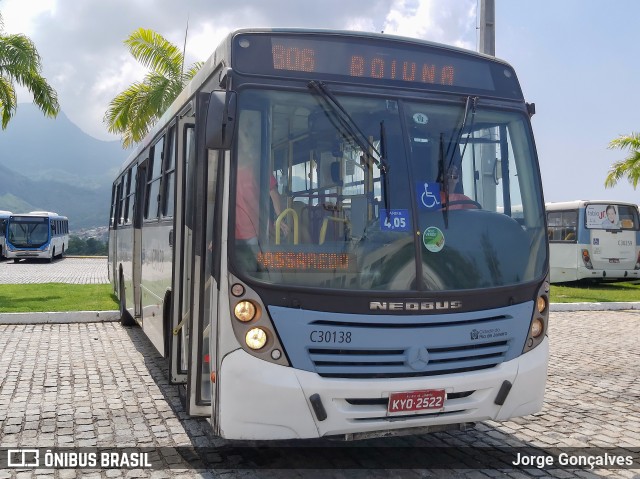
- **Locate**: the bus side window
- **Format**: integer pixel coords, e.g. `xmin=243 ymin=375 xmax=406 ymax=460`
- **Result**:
xmin=145 ymin=136 xmax=165 ymax=220
xmin=162 ymin=125 xmax=176 ymax=218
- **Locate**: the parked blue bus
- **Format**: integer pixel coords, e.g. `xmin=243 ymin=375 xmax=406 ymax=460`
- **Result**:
xmin=5 ymin=211 xmax=69 ymax=263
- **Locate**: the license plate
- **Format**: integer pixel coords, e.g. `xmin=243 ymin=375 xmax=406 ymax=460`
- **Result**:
xmin=387 ymin=389 xmax=445 ymax=414
xmin=609 ymin=258 xmax=620 ymax=263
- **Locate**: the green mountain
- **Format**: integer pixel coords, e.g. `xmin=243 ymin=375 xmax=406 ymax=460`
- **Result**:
xmin=0 ymin=162 xmax=112 ymax=230
xmin=0 ymin=104 xmax=130 ymax=230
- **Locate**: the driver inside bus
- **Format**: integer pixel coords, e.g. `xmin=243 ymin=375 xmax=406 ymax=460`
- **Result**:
xmin=440 ymin=165 xmax=476 ymax=210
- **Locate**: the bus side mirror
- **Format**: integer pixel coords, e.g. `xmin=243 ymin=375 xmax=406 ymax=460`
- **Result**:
xmin=205 ymin=91 xmax=237 ymax=150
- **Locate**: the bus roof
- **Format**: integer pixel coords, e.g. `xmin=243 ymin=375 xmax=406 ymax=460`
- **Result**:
xmin=116 ymin=28 xmax=521 ymax=178
xmin=10 ymin=211 xmax=68 ymax=219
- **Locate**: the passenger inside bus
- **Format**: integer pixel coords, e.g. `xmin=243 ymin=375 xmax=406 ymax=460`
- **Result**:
xmin=234 ymin=116 xmax=292 ymax=271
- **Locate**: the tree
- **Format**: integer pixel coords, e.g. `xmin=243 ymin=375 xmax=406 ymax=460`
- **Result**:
xmin=605 ymin=132 xmax=640 ymax=189
xmin=104 ymin=28 xmax=202 ymax=148
xmin=0 ymin=11 xmax=59 ymax=128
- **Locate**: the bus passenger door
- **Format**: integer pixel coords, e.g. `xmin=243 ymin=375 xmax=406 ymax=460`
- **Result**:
xmin=131 ymin=161 xmax=148 ymax=320
xmin=185 ymin=92 xmax=223 ymax=417
xmin=169 ymin=116 xmax=195 ymax=385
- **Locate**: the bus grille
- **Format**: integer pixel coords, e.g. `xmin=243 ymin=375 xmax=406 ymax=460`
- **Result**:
xmin=268 ymin=301 xmax=532 ymax=378
xmin=308 ymin=341 xmax=508 ymax=378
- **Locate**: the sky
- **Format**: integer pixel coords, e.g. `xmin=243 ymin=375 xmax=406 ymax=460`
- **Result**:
xmin=1 ymin=0 xmax=639 ymax=205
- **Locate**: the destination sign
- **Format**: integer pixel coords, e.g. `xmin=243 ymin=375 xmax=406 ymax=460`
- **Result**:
xmin=256 ymin=251 xmax=353 ymax=271
xmin=232 ymin=32 xmax=522 ymax=98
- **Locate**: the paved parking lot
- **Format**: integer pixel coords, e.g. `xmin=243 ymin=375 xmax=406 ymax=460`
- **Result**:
xmin=1 ymin=258 xmax=639 ymax=478
xmin=0 ymin=257 xmax=109 ymax=285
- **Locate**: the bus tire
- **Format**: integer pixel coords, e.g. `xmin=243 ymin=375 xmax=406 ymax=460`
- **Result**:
xmin=163 ymin=290 xmax=172 ymax=358
xmin=50 ymin=248 xmax=55 ymax=262
xmin=119 ymin=275 xmax=136 ymax=326
xmin=13 ymin=259 xmax=19 ymax=263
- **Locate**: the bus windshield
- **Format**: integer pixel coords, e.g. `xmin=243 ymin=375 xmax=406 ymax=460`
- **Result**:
xmin=8 ymin=217 xmax=50 ymax=248
xmin=231 ymin=88 xmax=546 ymax=291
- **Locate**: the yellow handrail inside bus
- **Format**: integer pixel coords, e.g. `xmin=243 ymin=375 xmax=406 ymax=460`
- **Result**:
xmin=275 ymin=208 xmax=299 ymax=245
xmin=319 ymin=217 xmax=349 ymax=245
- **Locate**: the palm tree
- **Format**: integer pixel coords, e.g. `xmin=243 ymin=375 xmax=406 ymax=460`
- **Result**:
xmin=605 ymin=133 xmax=640 ymax=189
xmin=104 ymin=28 xmax=203 ymax=148
xmin=0 ymin=11 xmax=59 ymax=128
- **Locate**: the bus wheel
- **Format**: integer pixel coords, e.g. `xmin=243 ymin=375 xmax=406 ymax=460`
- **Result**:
xmin=119 ymin=275 xmax=136 ymax=326
xmin=50 ymin=248 xmax=55 ymax=262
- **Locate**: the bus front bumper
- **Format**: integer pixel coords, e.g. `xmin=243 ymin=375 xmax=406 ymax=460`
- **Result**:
xmin=578 ymin=266 xmax=640 ymax=281
xmin=218 ymin=337 xmax=549 ymax=440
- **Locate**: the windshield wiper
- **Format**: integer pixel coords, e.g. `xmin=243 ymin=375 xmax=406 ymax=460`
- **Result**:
xmin=446 ymin=96 xmax=477 ymax=170
xmin=308 ymin=80 xmax=391 ymax=220
xmin=439 ymin=133 xmax=449 ymax=228
xmin=380 ymin=120 xmax=391 ymax=220
xmin=308 ymin=81 xmax=387 ymax=171
xmin=439 ymin=96 xmax=478 ymax=228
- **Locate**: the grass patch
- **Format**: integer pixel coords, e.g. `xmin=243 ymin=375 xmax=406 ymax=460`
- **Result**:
xmin=0 ymin=283 xmax=118 ymax=313
xmin=0 ymin=281 xmax=637 ymax=313
xmin=550 ymin=280 xmax=640 ymax=303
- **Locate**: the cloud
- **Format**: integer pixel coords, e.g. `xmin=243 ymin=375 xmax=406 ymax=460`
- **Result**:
xmin=3 ymin=0 xmax=476 ymax=140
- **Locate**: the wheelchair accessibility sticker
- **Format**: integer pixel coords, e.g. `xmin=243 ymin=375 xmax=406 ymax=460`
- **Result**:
xmin=423 ymin=226 xmax=445 ymax=252
xmin=417 ymin=182 xmax=442 ymax=210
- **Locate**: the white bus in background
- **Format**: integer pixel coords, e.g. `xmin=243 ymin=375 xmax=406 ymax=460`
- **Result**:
xmin=5 ymin=211 xmax=69 ymax=263
xmin=546 ymin=200 xmax=640 ymax=283
xmin=0 ymin=211 xmax=12 ymax=259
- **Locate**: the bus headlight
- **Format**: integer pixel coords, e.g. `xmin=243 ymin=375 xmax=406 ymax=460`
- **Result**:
xmin=523 ymin=278 xmax=550 ymax=354
xmin=234 ymin=300 xmax=257 ymax=322
xmin=245 ymin=328 xmax=267 ymax=350
xmin=530 ymin=318 xmax=544 ymax=338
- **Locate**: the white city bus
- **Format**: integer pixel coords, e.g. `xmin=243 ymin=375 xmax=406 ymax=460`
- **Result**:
xmin=546 ymin=200 xmax=640 ymax=283
xmin=5 ymin=211 xmax=69 ymax=263
xmin=109 ymin=28 xmax=549 ymax=440
xmin=0 ymin=211 xmax=12 ymax=259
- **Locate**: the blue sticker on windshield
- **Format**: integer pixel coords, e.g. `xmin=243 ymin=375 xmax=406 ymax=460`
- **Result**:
xmin=380 ymin=209 xmax=410 ymax=232
xmin=417 ymin=181 xmax=442 ymax=210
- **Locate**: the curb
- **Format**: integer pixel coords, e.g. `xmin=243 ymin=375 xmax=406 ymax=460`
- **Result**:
xmin=1 ymin=303 xmax=639 ymax=325
xmin=550 ymin=302 xmax=640 ymax=312
xmin=0 ymin=310 xmax=119 ymax=325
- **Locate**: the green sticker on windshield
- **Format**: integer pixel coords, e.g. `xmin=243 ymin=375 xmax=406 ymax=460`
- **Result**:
xmin=423 ymin=226 xmax=445 ymax=252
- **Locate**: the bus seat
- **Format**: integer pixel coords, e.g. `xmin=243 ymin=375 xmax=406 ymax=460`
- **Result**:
xmin=621 ymin=219 xmax=634 ymax=229
xmin=308 ymin=204 xmax=346 ymax=244
xmin=292 ymin=201 xmax=313 ymax=244
xmin=349 ymin=195 xmax=369 ymax=240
